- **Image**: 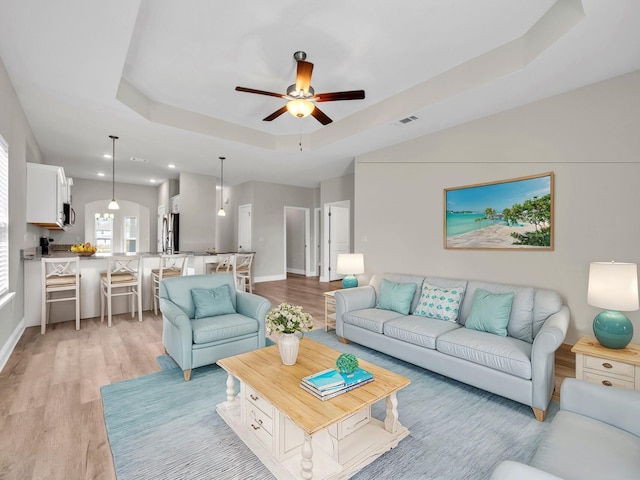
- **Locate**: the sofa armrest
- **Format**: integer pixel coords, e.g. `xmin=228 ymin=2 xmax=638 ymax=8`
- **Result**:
xmin=235 ymin=292 xmax=271 ymax=348
xmin=159 ymin=298 xmax=194 ymax=369
xmin=530 ymin=305 xmax=570 ymax=411
xmin=561 ymin=378 xmax=640 ymax=437
xmin=490 ymin=461 xmax=564 ymax=480
xmin=334 ymin=285 xmax=377 ymax=337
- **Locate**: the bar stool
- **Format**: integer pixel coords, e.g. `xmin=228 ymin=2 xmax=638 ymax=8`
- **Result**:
xmin=41 ymin=256 xmax=80 ymax=334
xmin=100 ymin=255 xmax=142 ymax=327
xmin=152 ymin=254 xmax=188 ymax=315
xmin=234 ymin=253 xmax=254 ymax=293
xmin=215 ymin=253 xmax=234 ymax=272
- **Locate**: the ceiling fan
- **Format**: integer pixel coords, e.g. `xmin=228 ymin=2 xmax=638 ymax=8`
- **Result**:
xmin=235 ymin=51 xmax=365 ymax=125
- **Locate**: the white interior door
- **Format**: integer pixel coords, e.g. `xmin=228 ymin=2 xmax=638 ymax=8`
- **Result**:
xmin=238 ymin=204 xmax=252 ymax=252
xmin=329 ymin=205 xmax=350 ymax=281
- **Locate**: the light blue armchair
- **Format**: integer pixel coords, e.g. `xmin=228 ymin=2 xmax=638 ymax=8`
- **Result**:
xmin=159 ymin=273 xmax=271 ymax=381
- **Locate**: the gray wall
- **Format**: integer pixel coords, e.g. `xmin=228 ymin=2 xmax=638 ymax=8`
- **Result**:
xmin=0 ymin=58 xmax=42 ymax=359
xmin=239 ymin=181 xmax=317 ymax=281
xmin=179 ymin=172 xmax=217 ymax=252
xmin=354 ymin=70 xmax=640 ymax=344
xmin=50 ymin=178 xmax=158 ymax=250
xmin=286 ymin=208 xmax=306 ymax=273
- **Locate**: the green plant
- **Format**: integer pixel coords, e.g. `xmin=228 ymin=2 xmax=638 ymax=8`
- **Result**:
xmin=336 ymin=353 xmax=359 ymax=375
xmin=266 ymin=303 xmax=313 ymax=335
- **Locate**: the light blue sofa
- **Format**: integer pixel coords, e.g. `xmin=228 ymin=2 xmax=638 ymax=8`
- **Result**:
xmin=335 ymin=273 xmax=570 ymax=420
xmin=159 ymin=273 xmax=271 ymax=381
xmin=491 ymin=379 xmax=640 ymax=479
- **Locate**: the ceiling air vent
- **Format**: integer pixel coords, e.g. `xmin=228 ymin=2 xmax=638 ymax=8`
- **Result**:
xmin=130 ymin=156 xmax=148 ymax=163
xmin=394 ymin=115 xmax=419 ymax=126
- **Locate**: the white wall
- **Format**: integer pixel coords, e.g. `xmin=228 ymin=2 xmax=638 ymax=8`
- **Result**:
xmin=355 ymin=70 xmax=640 ymax=345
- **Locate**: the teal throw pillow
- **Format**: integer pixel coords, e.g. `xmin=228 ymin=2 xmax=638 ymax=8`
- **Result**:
xmin=376 ymin=279 xmax=416 ymax=315
xmin=414 ymin=282 xmax=466 ymax=323
xmin=465 ymin=289 xmax=514 ymax=337
xmin=191 ymin=285 xmax=236 ymax=319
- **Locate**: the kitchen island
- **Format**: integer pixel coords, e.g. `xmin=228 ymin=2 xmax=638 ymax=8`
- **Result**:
xmin=22 ymin=251 xmax=224 ymax=329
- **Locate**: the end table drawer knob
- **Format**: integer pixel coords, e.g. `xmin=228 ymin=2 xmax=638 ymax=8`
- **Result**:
xmin=250 ymin=394 xmax=259 ymax=401
xmin=602 ymin=380 xmax=613 ymax=387
xmin=602 ymin=362 xmax=613 ymax=369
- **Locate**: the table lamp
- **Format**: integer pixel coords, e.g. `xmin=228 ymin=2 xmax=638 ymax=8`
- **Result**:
xmin=587 ymin=261 xmax=639 ymax=349
xmin=336 ymin=253 xmax=364 ymax=289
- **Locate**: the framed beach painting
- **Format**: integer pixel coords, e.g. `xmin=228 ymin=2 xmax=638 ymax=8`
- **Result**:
xmin=444 ymin=172 xmax=554 ymax=250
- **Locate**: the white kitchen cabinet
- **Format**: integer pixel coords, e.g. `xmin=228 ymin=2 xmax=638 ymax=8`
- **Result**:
xmin=26 ymin=162 xmax=67 ymax=229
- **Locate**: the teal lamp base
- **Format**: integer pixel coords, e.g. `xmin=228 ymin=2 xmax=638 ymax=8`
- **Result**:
xmin=593 ymin=310 xmax=633 ymax=349
xmin=341 ymin=275 xmax=358 ymax=289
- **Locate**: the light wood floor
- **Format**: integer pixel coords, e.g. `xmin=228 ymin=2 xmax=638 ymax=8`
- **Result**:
xmin=0 ymin=274 xmax=575 ymax=479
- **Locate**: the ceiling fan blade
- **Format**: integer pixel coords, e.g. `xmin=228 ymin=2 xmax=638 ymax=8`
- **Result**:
xmin=311 ymin=105 xmax=332 ymax=125
xmin=315 ymin=90 xmax=366 ymax=102
xmin=236 ymin=86 xmax=285 ymax=98
xmin=263 ymin=106 xmax=288 ymax=122
xmin=295 ymin=61 xmax=314 ymax=93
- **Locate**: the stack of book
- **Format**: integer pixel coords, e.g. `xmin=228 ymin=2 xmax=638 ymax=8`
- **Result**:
xmin=300 ymin=367 xmax=374 ymax=401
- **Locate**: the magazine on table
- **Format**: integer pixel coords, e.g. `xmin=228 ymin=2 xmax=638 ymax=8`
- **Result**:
xmin=300 ymin=377 xmax=374 ymax=401
xmin=301 ymin=367 xmax=374 ymax=400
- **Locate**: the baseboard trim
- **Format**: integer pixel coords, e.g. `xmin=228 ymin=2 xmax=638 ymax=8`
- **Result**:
xmin=0 ymin=317 xmax=25 ymax=373
xmin=254 ymin=274 xmax=287 ymax=283
xmin=286 ymin=268 xmax=306 ymax=275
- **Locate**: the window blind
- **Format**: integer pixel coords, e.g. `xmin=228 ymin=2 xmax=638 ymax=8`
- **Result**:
xmin=0 ymin=135 xmax=9 ymax=297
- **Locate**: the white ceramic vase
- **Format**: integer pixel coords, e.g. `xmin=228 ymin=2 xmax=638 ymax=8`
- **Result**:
xmin=278 ymin=333 xmax=300 ymax=365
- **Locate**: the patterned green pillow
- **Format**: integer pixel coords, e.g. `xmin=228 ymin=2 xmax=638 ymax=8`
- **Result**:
xmin=413 ymin=282 xmax=466 ymax=322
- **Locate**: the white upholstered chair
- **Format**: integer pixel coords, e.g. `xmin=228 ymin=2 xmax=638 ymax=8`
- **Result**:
xmin=100 ymin=255 xmax=142 ymax=327
xmin=152 ymin=254 xmax=188 ymax=315
xmin=41 ymin=256 xmax=81 ymax=334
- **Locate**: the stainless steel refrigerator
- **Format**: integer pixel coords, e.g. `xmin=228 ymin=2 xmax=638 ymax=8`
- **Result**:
xmin=161 ymin=213 xmax=179 ymax=253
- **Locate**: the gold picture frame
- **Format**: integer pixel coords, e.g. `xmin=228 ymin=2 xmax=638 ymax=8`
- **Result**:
xmin=444 ymin=172 xmax=554 ymax=250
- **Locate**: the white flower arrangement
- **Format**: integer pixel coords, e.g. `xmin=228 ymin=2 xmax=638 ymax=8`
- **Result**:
xmin=266 ymin=303 xmax=314 ymax=335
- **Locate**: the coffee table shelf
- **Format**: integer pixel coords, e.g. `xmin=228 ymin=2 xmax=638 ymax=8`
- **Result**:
xmin=217 ymin=338 xmax=410 ymax=479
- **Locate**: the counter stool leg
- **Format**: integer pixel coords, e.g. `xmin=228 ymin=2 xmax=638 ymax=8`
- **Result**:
xmin=75 ymin=285 xmax=80 ymax=330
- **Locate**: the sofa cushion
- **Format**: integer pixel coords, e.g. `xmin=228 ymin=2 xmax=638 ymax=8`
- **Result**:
xmin=465 ymin=289 xmax=514 ymax=337
xmin=530 ymin=410 xmax=640 ymax=480
xmin=460 ymin=281 xmax=535 ymax=343
xmin=376 ymin=279 xmax=417 ymax=315
xmin=413 ymin=281 xmax=467 ymax=322
xmin=191 ymin=285 xmax=236 ymax=319
xmin=436 ymin=328 xmax=532 ymax=379
xmin=384 ymin=315 xmax=461 ymax=349
xmin=532 ymin=289 xmax=563 ymax=338
xmin=370 ymin=273 xmax=425 ymax=313
xmin=191 ymin=313 xmax=258 ymax=344
xmin=343 ymin=308 xmax=405 ymax=334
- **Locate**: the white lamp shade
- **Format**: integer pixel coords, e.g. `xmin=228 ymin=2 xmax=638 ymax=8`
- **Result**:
xmin=336 ymin=253 xmax=364 ymax=275
xmin=588 ymin=262 xmax=639 ymax=311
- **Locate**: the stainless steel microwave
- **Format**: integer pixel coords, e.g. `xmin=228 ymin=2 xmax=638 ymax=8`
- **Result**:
xmin=63 ymin=203 xmax=75 ymax=226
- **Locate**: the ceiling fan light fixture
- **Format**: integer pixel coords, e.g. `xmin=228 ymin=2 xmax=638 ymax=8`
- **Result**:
xmin=286 ymin=99 xmax=315 ymax=118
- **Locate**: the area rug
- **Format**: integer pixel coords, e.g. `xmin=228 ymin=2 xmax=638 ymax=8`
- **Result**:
xmin=101 ymin=330 xmax=558 ymax=480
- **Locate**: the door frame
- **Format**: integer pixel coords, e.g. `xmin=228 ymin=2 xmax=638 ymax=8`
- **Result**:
xmin=283 ymin=206 xmax=312 ymax=277
xmin=313 ymin=207 xmax=321 ymax=277
xmin=321 ymin=200 xmax=350 ymax=282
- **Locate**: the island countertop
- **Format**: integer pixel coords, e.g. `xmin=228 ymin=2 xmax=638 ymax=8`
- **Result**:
xmin=21 ymin=250 xmax=220 ymax=260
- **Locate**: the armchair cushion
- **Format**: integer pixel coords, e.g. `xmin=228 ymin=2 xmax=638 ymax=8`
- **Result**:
xmin=191 ymin=313 xmax=258 ymax=344
xmin=191 ymin=285 xmax=235 ymax=318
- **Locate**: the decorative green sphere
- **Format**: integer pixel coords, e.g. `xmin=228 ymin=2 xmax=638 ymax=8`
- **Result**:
xmin=336 ymin=353 xmax=359 ymax=375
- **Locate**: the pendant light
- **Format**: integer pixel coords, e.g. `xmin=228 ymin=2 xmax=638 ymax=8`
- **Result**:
xmin=217 ymin=156 xmax=226 ymax=217
xmin=107 ymin=135 xmax=120 ymax=210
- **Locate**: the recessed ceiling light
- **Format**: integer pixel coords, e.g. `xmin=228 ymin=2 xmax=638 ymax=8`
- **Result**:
xmin=97 ymin=172 xmax=105 ymax=177
xmin=168 ymin=164 xmax=175 ymax=169
xmin=149 ymin=179 xmax=156 ymax=183
xmin=103 ymin=154 xmax=112 ymax=159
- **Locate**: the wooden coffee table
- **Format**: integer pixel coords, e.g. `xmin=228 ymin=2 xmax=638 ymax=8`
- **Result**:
xmin=217 ymin=337 xmax=411 ymax=479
